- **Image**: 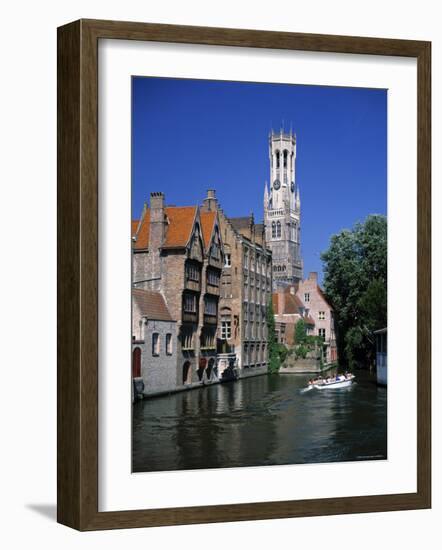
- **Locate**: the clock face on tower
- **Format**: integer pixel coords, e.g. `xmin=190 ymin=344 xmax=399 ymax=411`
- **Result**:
xmin=291 ymin=182 xmax=295 ymax=192
xmin=273 ymin=179 xmax=281 ymax=190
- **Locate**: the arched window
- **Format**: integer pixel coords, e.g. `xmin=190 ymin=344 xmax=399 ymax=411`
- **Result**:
xmin=276 ymin=221 xmax=281 ymax=238
xmin=283 ymin=149 xmax=288 ymax=168
xmin=166 ymin=333 xmax=173 ymax=356
xmin=276 ymin=150 xmax=280 ymax=169
xmin=271 ymin=221 xmax=276 ymax=238
xmin=152 ymin=333 xmax=160 ymax=356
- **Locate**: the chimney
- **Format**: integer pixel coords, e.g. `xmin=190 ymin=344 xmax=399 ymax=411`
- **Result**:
xmin=149 ymin=192 xmax=166 ymax=284
xmin=308 ymin=272 xmax=318 ymax=282
xmin=202 ymin=189 xmax=218 ymax=212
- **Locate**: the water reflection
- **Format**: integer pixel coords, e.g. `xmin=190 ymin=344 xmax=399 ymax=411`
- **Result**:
xmin=132 ymin=371 xmax=387 ymax=472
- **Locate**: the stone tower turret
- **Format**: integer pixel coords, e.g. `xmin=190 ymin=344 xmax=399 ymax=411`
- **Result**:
xmin=264 ymin=128 xmax=303 ymax=289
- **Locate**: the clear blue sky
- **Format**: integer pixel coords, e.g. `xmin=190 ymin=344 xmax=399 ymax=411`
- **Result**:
xmin=132 ymin=77 xmax=387 ymax=281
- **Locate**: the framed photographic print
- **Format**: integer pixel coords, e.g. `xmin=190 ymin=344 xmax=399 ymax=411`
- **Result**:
xmin=57 ymin=19 xmax=431 ymax=530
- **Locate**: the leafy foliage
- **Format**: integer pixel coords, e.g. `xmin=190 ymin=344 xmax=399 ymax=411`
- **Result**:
xmin=291 ymin=319 xmax=326 ymax=361
xmin=294 ymin=318 xmax=307 ymax=344
xmin=321 ymin=215 xmax=387 ymax=369
xmin=266 ymin=298 xmax=281 ymax=373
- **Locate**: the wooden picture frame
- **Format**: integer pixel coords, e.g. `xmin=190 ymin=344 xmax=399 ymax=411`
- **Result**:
xmin=57 ymin=19 xmax=431 ymax=531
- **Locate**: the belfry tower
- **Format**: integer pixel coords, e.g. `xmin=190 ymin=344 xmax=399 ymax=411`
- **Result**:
xmin=264 ymin=128 xmax=303 ymax=289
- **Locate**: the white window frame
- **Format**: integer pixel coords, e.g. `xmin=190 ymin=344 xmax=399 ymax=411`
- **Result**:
xmin=221 ymin=320 xmax=231 ymax=340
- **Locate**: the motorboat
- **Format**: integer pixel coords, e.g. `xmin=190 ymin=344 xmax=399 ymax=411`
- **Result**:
xmin=304 ymin=374 xmax=355 ymax=391
xmin=314 ymin=375 xmax=354 ymax=389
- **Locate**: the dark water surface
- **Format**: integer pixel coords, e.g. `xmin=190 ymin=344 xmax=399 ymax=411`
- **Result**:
xmin=132 ymin=371 xmax=387 ymax=472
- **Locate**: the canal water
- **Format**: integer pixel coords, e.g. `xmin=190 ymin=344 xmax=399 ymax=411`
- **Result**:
xmin=132 ymin=370 xmax=387 ymax=472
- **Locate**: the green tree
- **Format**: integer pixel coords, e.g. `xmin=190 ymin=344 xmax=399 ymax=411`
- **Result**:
xmin=321 ymin=214 xmax=387 ymax=369
xmin=266 ymin=298 xmax=280 ymax=373
xmin=294 ymin=318 xmax=307 ymax=344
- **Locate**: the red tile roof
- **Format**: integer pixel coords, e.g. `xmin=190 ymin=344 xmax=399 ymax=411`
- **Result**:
xmin=163 ymin=206 xmax=197 ymax=248
xmin=132 ymin=206 xmax=197 ymax=250
xmin=132 ymin=220 xmax=139 ymax=238
xmin=133 ymin=210 xmax=150 ymax=250
xmin=284 ymin=293 xmax=304 ymax=314
xmin=272 ymin=289 xmax=304 ymax=315
xmin=132 ymin=288 xmax=173 ymax=321
xmin=200 ymin=211 xmax=216 ymax=250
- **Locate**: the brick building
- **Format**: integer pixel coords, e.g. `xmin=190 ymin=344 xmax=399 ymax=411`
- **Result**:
xmin=272 ymin=273 xmax=338 ymax=365
xmin=201 ymin=190 xmax=273 ymax=377
xmin=132 ymin=192 xmax=224 ymax=394
xmin=273 ymin=285 xmax=315 ymax=345
xmin=132 ymin=288 xmax=177 ymax=396
xmin=296 ymin=272 xmax=338 ymax=364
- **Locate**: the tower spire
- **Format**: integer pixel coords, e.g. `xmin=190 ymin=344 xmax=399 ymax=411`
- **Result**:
xmin=264 ymin=125 xmax=303 ymax=289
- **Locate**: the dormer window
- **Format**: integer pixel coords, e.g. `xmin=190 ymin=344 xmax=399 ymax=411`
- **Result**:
xmin=211 ymin=243 xmax=220 ymax=260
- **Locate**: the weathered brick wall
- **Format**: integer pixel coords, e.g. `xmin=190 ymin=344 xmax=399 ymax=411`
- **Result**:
xmin=132 ymin=251 xmax=151 ymax=288
xmin=214 ymin=206 xmax=271 ymax=375
xmin=138 ymin=319 xmax=179 ymax=396
xmin=162 ymin=252 xmax=186 ymax=322
xmin=216 ymin=210 xmax=243 ymax=362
